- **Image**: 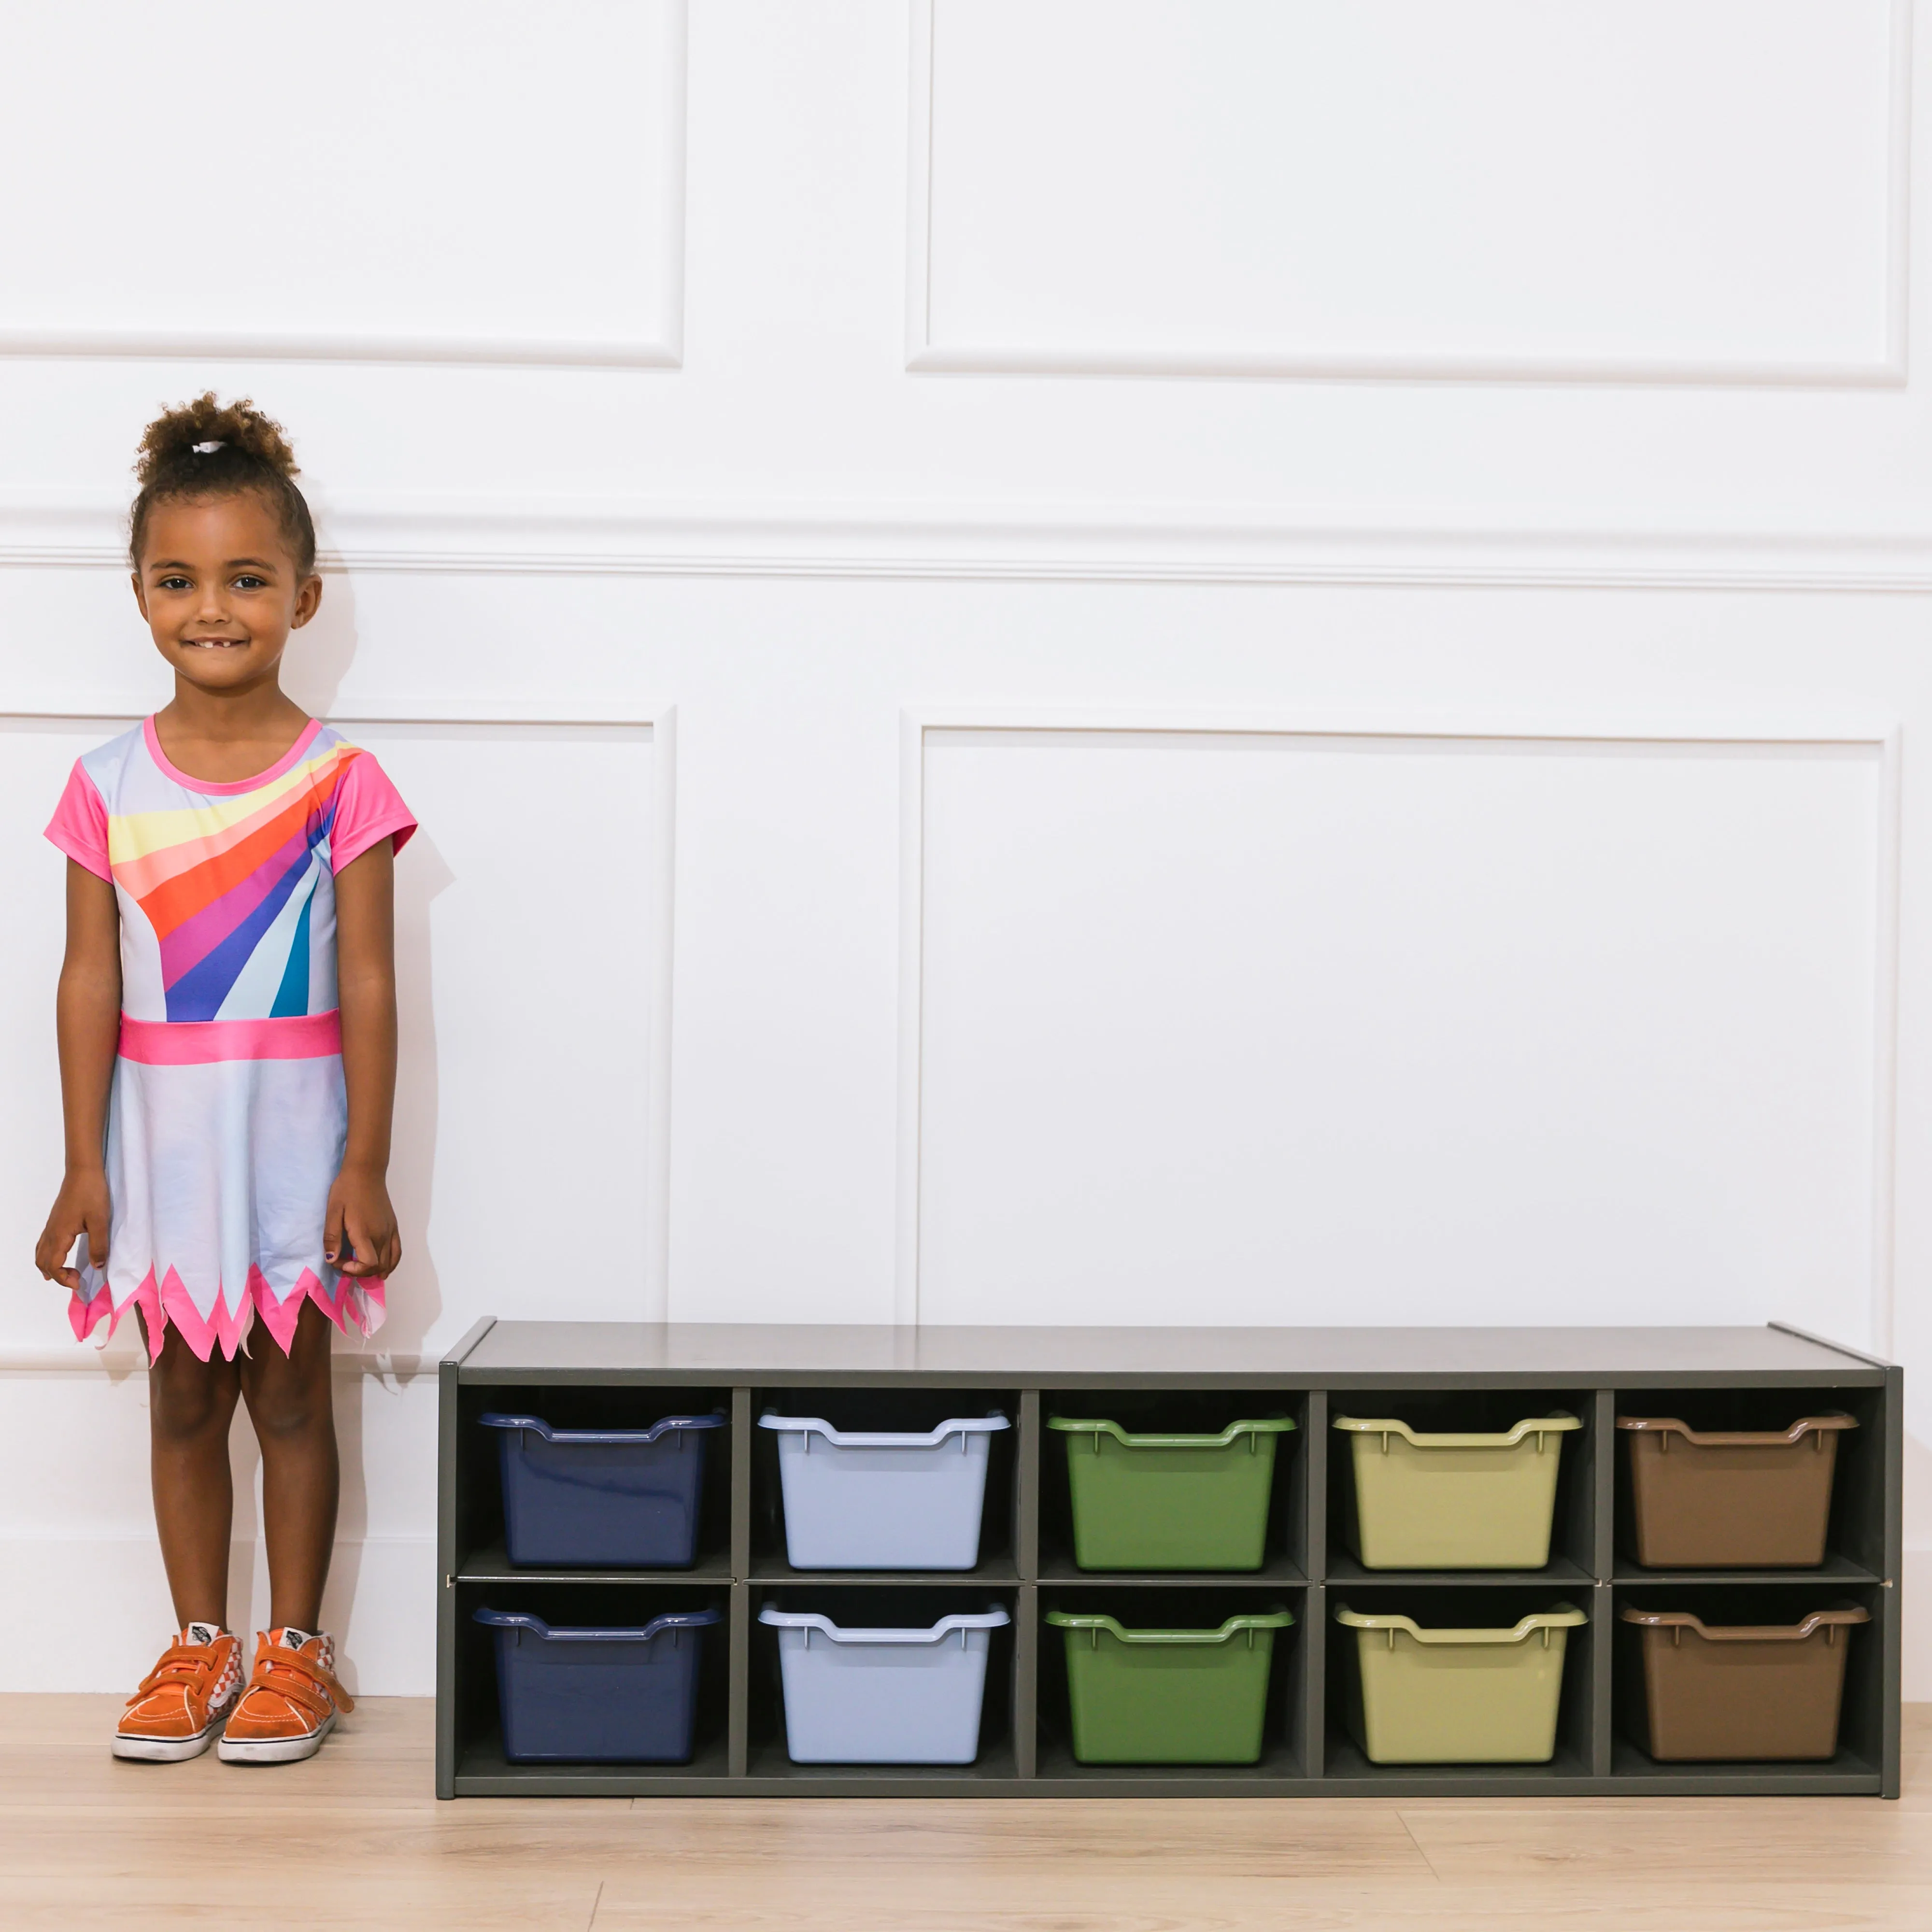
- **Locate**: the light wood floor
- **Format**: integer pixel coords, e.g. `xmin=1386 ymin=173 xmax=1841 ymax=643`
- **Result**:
xmin=3 ymin=1698 xmax=1929 ymax=1930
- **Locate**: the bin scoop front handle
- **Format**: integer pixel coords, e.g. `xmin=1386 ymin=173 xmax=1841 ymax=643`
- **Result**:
xmin=1614 ymin=1414 xmax=1857 ymax=1450
xmin=1331 ymin=1414 xmax=1580 ymax=1451
xmin=1334 ymin=1604 xmax=1587 ymax=1647
xmin=1044 ymin=1608 xmax=1293 ymax=1647
xmin=1046 ymin=1417 xmax=1296 ymax=1451
xmin=1618 ymin=1606 xmax=1869 ymax=1645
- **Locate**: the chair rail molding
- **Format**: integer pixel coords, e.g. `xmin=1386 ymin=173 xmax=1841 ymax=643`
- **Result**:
xmin=12 ymin=493 xmax=1932 ymax=591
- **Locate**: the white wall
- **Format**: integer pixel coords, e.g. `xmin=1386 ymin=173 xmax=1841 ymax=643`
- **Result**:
xmin=0 ymin=0 xmax=1928 ymax=1695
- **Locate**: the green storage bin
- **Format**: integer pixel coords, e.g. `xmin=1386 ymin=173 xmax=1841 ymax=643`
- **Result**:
xmin=1333 ymin=1413 xmax=1580 ymax=1569
xmin=1048 ymin=1416 xmax=1296 ymax=1570
xmin=1047 ymin=1606 xmax=1294 ymax=1764
xmin=1335 ymin=1602 xmax=1585 ymax=1763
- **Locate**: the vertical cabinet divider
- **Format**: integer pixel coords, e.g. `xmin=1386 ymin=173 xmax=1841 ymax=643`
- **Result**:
xmin=1590 ymin=1386 xmax=1616 ymax=1776
xmin=726 ymin=1581 xmax=750 ymax=1778
xmin=1301 ymin=1388 xmax=1328 ymax=1778
xmin=1014 ymin=1583 xmax=1039 ymax=1778
xmin=728 ymin=1388 xmax=753 ymax=1777
xmin=1014 ymin=1389 xmax=1041 ymax=1776
xmin=1016 ymin=1389 xmax=1041 ymax=1583
xmin=729 ymin=1386 xmax=753 ymax=1582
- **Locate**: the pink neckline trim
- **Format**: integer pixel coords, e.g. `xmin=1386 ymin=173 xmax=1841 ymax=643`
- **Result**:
xmin=143 ymin=715 xmax=322 ymax=795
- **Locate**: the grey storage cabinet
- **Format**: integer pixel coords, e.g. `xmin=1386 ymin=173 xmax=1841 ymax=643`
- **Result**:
xmin=437 ymin=1321 xmax=1901 ymax=1798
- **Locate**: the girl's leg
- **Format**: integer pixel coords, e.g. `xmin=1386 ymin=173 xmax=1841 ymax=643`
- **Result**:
xmin=142 ymin=1313 xmax=242 ymax=1629
xmin=239 ymin=1297 xmax=339 ymax=1632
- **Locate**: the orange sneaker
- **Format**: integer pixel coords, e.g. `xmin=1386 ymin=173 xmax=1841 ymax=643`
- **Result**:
xmin=113 ymin=1622 xmax=243 ymax=1762
xmin=217 ymin=1628 xmax=354 ymax=1764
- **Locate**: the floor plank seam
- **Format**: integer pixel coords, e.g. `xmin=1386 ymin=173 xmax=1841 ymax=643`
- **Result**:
xmin=587 ymin=1877 xmax=603 ymax=1930
xmin=1394 ymin=1809 xmax=1445 ymax=1884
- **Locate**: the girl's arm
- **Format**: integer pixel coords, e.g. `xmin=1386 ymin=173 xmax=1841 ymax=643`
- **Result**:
xmin=35 ymin=861 xmax=122 ymax=1290
xmin=327 ymin=837 xmax=402 ymax=1279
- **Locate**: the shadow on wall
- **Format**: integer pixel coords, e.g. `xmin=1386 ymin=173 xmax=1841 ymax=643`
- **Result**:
xmin=284 ymin=518 xmax=357 ymax=721
xmin=283 ymin=549 xmax=454 ymax=1356
xmin=383 ymin=831 xmax=453 ymax=1357
xmin=1904 ymin=1430 xmax=1932 ymax=1704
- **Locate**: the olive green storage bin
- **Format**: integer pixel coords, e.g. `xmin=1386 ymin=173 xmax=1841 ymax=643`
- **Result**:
xmin=1048 ymin=1416 xmax=1296 ymax=1571
xmin=1046 ymin=1607 xmax=1294 ymax=1764
xmin=1336 ymin=1603 xmax=1585 ymax=1763
xmin=1335 ymin=1413 xmax=1580 ymax=1569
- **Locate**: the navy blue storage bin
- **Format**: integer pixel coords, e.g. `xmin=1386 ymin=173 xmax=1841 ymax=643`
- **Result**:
xmin=480 ymin=1411 xmax=724 ymax=1569
xmin=475 ymin=1607 xmax=719 ymax=1763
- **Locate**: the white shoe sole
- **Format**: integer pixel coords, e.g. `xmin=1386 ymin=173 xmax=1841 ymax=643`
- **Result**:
xmin=113 ymin=1712 xmax=227 ymax=1762
xmin=217 ymin=1710 xmax=335 ymax=1764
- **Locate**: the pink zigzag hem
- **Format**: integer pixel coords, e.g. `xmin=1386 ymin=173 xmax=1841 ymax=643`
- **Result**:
xmin=70 ymin=1263 xmax=386 ymax=1363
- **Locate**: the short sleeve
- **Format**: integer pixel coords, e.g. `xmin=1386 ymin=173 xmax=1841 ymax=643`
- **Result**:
xmin=45 ymin=761 xmax=111 ymax=881
xmin=330 ymin=749 xmax=417 ymax=872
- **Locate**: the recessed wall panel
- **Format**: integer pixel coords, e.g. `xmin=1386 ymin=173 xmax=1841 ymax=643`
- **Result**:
xmin=0 ymin=0 xmax=684 ymax=360
xmin=918 ymin=0 xmax=1901 ymax=377
xmin=916 ymin=729 xmax=1884 ymax=1330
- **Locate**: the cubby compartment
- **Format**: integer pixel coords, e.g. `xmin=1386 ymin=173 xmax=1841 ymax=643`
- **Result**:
xmin=1037 ymin=1587 xmax=1308 ymax=1780
xmin=1613 ymin=1583 xmax=1884 ymax=1779
xmin=748 ymin=1586 xmax=1018 ymax=1778
xmin=1039 ymin=1389 xmax=1308 ymax=1581
xmin=1613 ymin=1386 xmax=1884 ymax=1579
xmin=1324 ymin=1586 xmax=1596 ymax=1782
xmin=452 ymin=1381 xmax=734 ymax=1580
xmin=751 ymin=1387 xmax=1020 ymax=1578
xmin=1326 ymin=1388 xmax=1594 ymax=1581
xmin=450 ymin=1580 xmax=730 ymax=1782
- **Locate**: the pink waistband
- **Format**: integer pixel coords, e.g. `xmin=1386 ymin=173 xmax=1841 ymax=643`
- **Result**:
xmin=118 ymin=1011 xmax=343 ymax=1065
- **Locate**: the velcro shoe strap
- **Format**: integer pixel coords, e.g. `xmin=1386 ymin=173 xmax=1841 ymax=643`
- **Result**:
xmin=135 ymin=1646 xmax=216 ymax=1698
xmin=253 ymin=1644 xmax=355 ymax=1719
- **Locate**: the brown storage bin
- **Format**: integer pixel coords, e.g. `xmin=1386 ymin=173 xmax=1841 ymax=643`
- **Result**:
xmin=1618 ymin=1414 xmax=1856 ymax=1567
xmin=1621 ymin=1605 xmax=1868 ymax=1761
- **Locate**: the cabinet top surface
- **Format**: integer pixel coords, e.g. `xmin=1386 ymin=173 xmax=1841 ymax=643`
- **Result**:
xmin=454 ymin=1322 xmax=1884 ymax=1384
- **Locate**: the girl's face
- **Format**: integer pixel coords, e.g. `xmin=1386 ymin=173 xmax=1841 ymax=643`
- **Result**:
xmin=132 ymin=493 xmax=322 ymax=695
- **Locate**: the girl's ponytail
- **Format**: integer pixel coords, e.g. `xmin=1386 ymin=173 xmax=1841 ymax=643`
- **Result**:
xmin=129 ymin=393 xmax=316 ymax=576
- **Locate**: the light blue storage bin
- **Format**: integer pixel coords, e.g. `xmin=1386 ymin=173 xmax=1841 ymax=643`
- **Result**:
xmin=759 ymin=1413 xmax=1010 ymax=1570
xmin=760 ymin=1605 xmax=1010 ymax=1763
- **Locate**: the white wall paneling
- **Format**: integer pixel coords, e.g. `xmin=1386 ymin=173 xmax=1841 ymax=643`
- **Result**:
xmin=909 ymin=0 xmax=1912 ymax=383
xmin=5 ymin=0 xmax=1932 ymax=1696
xmin=905 ymin=715 xmax=1901 ymax=1340
xmin=0 ymin=0 xmax=687 ymax=367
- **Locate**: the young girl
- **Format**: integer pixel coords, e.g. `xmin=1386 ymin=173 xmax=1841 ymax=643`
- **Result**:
xmin=34 ymin=396 xmax=415 ymax=1764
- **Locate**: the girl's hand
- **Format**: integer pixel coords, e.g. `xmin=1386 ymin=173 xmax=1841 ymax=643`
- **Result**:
xmin=35 ymin=1168 xmax=112 ymax=1291
xmin=324 ymin=1164 xmax=401 ymax=1279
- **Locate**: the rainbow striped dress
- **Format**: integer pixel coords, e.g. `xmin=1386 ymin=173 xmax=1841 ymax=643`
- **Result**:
xmin=45 ymin=717 xmax=415 ymax=1361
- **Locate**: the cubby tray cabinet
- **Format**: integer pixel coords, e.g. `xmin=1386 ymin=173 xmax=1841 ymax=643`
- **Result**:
xmin=438 ymin=1321 xmax=1900 ymax=1799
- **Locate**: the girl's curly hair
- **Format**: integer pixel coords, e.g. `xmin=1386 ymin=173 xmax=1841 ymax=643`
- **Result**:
xmin=128 ymin=393 xmax=316 ymax=576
